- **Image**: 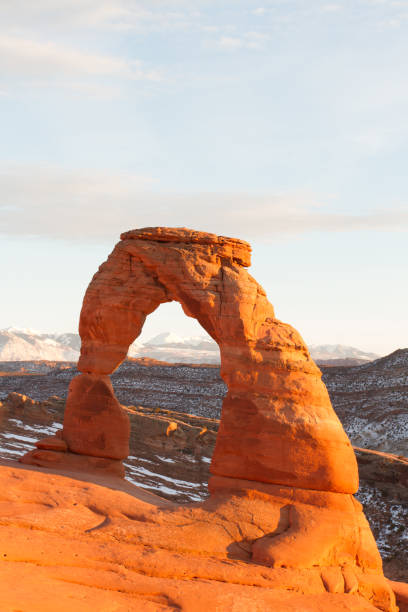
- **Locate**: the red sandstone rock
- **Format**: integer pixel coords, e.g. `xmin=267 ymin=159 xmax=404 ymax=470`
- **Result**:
xmin=5 ymin=391 xmax=36 ymax=412
xmin=70 ymin=227 xmax=376 ymax=571
xmin=209 ymin=475 xmax=382 ymax=571
xmin=20 ymin=449 xmax=125 ymax=478
xmin=77 ymin=226 xmax=358 ymax=495
xmin=388 ymin=581 xmax=408 ymax=612
xmin=0 ymin=464 xmax=398 ymax=612
xmin=35 ymin=436 xmax=67 ymax=451
xmin=62 ymin=374 xmax=130 ymax=460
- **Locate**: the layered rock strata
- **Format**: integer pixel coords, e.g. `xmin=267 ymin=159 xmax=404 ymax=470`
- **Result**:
xmin=20 ymin=227 xmax=396 ymax=609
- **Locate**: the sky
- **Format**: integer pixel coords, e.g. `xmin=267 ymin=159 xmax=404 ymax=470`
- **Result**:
xmin=0 ymin=0 xmax=407 ymax=355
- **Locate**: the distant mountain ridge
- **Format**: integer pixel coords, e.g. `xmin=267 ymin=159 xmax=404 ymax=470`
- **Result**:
xmin=308 ymin=344 xmax=379 ymax=361
xmin=145 ymin=331 xmax=217 ymax=350
xmin=0 ymin=328 xmax=79 ymax=361
xmin=0 ymin=327 xmax=380 ymax=364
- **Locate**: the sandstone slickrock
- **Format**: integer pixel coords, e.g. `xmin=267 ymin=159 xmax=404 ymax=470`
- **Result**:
xmin=20 ymin=227 xmax=397 ymax=610
xmin=3 ymin=390 xmax=406 ymax=582
xmin=0 ymin=463 xmax=397 ymax=612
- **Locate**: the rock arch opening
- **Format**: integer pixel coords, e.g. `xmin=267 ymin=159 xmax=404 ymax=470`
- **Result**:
xmin=126 ymin=300 xmax=221 ymax=366
xmin=108 ymin=301 xmax=224 ymax=502
xmin=102 ymin=301 xmax=225 ymax=500
xmin=109 ymin=299 xmax=224 ymax=422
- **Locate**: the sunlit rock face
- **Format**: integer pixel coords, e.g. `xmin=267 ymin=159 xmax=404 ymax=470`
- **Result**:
xmin=75 ymin=226 xmax=358 ymax=494
xmin=62 ymin=373 xmax=130 ymax=460
xmin=19 ymin=227 xmax=397 ymax=610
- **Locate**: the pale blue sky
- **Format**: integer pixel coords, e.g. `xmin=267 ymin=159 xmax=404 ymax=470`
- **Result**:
xmin=0 ymin=0 xmax=407 ymax=354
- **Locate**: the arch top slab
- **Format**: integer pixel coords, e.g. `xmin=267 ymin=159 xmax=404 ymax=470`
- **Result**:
xmin=120 ymin=226 xmax=252 ymax=267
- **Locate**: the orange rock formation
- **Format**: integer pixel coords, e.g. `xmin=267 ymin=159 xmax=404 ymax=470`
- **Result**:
xmin=0 ymin=462 xmax=395 ymax=611
xmin=20 ymin=227 xmax=397 ymax=610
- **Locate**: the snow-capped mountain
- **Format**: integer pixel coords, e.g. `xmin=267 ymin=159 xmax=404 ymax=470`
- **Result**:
xmin=0 ymin=328 xmax=380 ymax=364
xmin=0 ymin=328 xmax=219 ymax=364
xmin=145 ymin=331 xmax=215 ymax=348
xmin=309 ymin=344 xmax=379 ymax=362
xmin=136 ymin=333 xmax=219 ymax=363
xmin=0 ymin=328 xmax=79 ymax=361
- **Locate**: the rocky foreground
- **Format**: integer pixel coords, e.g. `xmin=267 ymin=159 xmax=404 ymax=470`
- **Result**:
xmin=4 ymin=461 xmax=406 ymax=612
xmin=1 ymin=356 xmax=407 ymax=577
xmin=0 ymin=384 xmax=407 ymax=585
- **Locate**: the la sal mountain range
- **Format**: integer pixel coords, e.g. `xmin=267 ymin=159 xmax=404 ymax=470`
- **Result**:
xmin=0 ymin=327 xmax=380 ymax=365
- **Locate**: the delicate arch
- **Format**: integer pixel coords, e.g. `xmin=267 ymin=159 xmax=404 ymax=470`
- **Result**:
xmin=72 ymin=227 xmax=358 ymax=494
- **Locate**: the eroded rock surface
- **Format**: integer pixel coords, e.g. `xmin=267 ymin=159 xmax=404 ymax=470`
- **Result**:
xmin=0 ymin=464 xmax=398 ymax=612
xmin=63 ymin=373 xmax=130 ymax=460
xmin=73 ymin=226 xmax=358 ymax=495
xmin=2 ymin=392 xmax=407 ymax=582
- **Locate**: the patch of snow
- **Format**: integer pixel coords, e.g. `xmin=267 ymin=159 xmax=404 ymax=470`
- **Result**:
xmin=155 ymin=455 xmax=176 ymax=463
xmin=125 ymin=461 xmax=202 ymax=488
xmin=1 ymin=432 xmax=37 ymax=443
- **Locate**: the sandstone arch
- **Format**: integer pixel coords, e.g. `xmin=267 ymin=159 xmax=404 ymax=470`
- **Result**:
xmin=68 ymin=226 xmax=358 ymax=494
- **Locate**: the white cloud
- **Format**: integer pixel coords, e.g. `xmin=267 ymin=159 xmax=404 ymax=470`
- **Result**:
xmin=320 ymin=3 xmax=343 ymax=12
xmin=218 ymin=36 xmax=243 ymax=50
xmin=384 ymin=17 xmax=402 ymax=25
xmin=0 ymin=1 xmax=199 ymax=33
xmin=201 ymin=25 xmax=221 ymax=32
xmin=1 ymin=165 xmax=407 ymax=242
xmin=217 ymin=31 xmax=269 ymax=51
xmin=253 ymin=7 xmax=267 ymax=16
xmin=0 ymin=35 xmax=161 ymax=81
xmin=244 ymin=31 xmax=269 ymax=48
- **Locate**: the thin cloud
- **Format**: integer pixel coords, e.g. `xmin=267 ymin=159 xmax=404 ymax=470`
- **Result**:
xmin=217 ymin=31 xmax=269 ymax=51
xmin=0 ymin=165 xmax=407 ymax=242
xmin=218 ymin=36 xmax=243 ymax=50
xmin=0 ymin=35 xmax=161 ymax=81
xmin=245 ymin=31 xmax=269 ymax=48
xmin=320 ymin=4 xmax=343 ymax=12
xmin=253 ymin=8 xmax=267 ymax=16
xmin=0 ymin=1 xmax=200 ymax=33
